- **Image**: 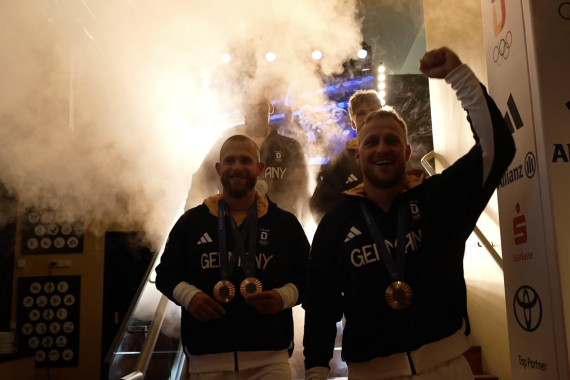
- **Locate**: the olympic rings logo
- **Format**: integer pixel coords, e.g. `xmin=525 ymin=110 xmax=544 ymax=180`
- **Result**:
xmin=560 ymin=2 xmax=570 ymax=20
xmin=493 ymin=30 xmax=512 ymax=65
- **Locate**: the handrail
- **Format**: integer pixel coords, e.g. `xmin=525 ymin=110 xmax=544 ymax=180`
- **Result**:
xmin=170 ymin=342 xmax=188 ymax=380
xmin=111 ymin=150 xmax=503 ymax=379
xmin=420 ymin=151 xmax=504 ymax=273
xmin=120 ymin=294 xmax=172 ymax=380
xmin=102 ymin=249 xmax=161 ymax=380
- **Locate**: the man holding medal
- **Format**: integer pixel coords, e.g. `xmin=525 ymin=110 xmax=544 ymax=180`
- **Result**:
xmin=156 ymin=134 xmax=310 ymax=379
xmin=303 ymin=47 xmax=516 ymax=379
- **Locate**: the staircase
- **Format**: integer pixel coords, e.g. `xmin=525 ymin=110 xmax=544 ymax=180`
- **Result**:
xmin=463 ymin=345 xmax=499 ymax=380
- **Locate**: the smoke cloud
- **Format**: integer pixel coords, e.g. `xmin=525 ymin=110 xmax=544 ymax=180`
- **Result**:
xmin=0 ymin=0 xmax=362 ymax=248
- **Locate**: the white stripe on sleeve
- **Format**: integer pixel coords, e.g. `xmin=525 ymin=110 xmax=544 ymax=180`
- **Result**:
xmin=446 ymin=64 xmax=495 ymax=186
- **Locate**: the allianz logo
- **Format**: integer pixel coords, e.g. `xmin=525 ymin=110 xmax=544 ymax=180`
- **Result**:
xmin=499 ymin=151 xmax=536 ymax=188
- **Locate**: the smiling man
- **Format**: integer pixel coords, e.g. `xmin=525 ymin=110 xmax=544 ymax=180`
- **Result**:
xmin=216 ymin=137 xmax=262 ymax=200
xmin=156 ymin=135 xmax=310 ymax=379
xmin=356 ymin=108 xmax=411 ymax=207
xmin=303 ymin=47 xmax=516 ymax=380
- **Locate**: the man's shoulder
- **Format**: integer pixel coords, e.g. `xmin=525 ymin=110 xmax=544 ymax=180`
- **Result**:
xmin=266 ymin=198 xmax=297 ymax=218
xmin=169 ymin=204 xmax=212 ymax=238
xmin=204 ymin=125 xmax=246 ymax=148
xmin=265 ymin=198 xmax=303 ymax=224
xmin=316 ymin=147 xmax=360 ymax=182
xmin=200 ymin=125 xmax=245 ymax=156
xmin=334 ymin=145 xmax=357 ymax=163
xmin=183 ymin=203 xmax=211 ymax=219
xmin=312 ymin=197 xmax=361 ymax=247
xmin=264 ymin=130 xmax=303 ymax=150
xmin=220 ymin=124 xmax=246 ymax=136
xmin=319 ymin=195 xmax=360 ymax=224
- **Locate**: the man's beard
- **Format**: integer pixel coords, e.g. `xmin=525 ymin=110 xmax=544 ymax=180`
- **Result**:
xmin=363 ymin=163 xmax=406 ymax=189
xmin=221 ymin=174 xmax=258 ymax=198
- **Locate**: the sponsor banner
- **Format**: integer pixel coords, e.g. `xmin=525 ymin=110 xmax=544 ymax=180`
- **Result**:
xmin=527 ymin=1 xmax=570 ymax=376
xmin=482 ymin=0 xmax=570 ymax=378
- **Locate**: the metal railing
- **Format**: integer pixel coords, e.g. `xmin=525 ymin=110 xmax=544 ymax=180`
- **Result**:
xmin=420 ymin=151 xmax=504 ymax=274
xmin=103 ymin=250 xmax=185 ymax=380
xmin=120 ymin=294 xmax=172 ymax=380
xmin=108 ymin=151 xmax=503 ymax=380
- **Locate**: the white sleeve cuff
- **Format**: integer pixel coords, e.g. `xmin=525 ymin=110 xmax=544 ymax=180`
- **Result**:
xmin=305 ymin=366 xmax=331 ymax=380
xmin=274 ymin=282 xmax=299 ymax=309
xmin=173 ymin=282 xmax=202 ymax=309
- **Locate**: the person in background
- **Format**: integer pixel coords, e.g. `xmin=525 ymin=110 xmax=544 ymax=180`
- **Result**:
xmin=309 ymin=89 xmax=382 ymax=222
xmin=157 ymin=134 xmax=310 ymax=379
xmin=303 ymin=46 xmax=516 ymax=380
xmin=327 ymin=107 xmax=356 ymax=156
xmin=276 ymin=105 xmax=308 ymax=147
xmin=185 ymin=87 xmax=310 ymax=225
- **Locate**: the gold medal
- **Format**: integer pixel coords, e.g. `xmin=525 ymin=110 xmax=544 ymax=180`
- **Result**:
xmin=213 ymin=280 xmax=235 ymax=303
xmin=240 ymin=277 xmax=263 ymax=297
xmin=385 ymin=281 xmax=413 ymax=310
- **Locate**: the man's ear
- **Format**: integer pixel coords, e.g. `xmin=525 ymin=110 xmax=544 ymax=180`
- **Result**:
xmin=269 ymin=102 xmax=275 ymax=115
xmin=257 ymin=162 xmax=266 ymax=176
xmin=215 ymin=162 xmax=222 ymax=176
xmin=351 ymin=119 xmax=357 ymax=131
xmin=406 ymin=144 xmax=412 ymax=161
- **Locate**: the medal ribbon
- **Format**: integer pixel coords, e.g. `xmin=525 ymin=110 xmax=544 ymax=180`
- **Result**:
xmin=218 ymin=199 xmax=258 ymax=280
xmin=359 ymin=200 xmax=409 ymax=281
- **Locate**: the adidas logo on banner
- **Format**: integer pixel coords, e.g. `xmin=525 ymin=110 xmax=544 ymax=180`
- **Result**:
xmin=197 ymin=233 xmax=213 ymax=245
xmin=344 ymin=226 xmax=362 ymax=242
xmin=345 ymin=174 xmax=359 ymax=184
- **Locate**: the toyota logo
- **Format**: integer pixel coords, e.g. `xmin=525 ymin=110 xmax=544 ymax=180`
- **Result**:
xmin=513 ymin=285 xmax=542 ymax=332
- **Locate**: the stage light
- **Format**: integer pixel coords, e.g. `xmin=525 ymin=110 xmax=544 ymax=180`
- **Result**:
xmin=357 ymin=49 xmax=368 ymax=59
xmin=375 ymin=62 xmax=387 ymax=106
xmin=312 ymin=50 xmax=323 ymax=60
xmin=221 ymin=53 xmax=231 ymax=63
xmin=265 ymin=52 xmax=277 ymax=62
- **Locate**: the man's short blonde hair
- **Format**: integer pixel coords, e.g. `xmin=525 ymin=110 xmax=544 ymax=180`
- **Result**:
xmin=360 ymin=106 xmax=408 ymax=143
xmin=348 ymin=90 xmax=382 ymax=119
xmin=219 ymin=134 xmax=261 ymax=161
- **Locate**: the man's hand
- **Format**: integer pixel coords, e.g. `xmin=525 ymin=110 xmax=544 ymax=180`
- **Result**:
xmin=187 ymin=292 xmax=226 ymax=322
xmin=245 ymin=290 xmax=283 ymax=314
xmin=419 ymin=47 xmax=463 ymax=79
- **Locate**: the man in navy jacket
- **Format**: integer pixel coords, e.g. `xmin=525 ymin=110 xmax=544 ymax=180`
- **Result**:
xmin=157 ymin=134 xmax=309 ymax=379
xmin=303 ymin=47 xmax=516 ymax=380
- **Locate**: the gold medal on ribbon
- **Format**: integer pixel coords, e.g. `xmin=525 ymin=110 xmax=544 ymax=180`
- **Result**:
xmin=385 ymin=281 xmax=413 ymax=310
xmin=240 ymin=277 xmax=263 ymax=297
xmin=213 ymin=280 xmax=235 ymax=303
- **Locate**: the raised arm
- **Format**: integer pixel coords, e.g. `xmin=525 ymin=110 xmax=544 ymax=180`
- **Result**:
xmin=419 ymin=46 xmax=462 ymax=78
xmin=421 ymin=46 xmax=515 ymax=187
